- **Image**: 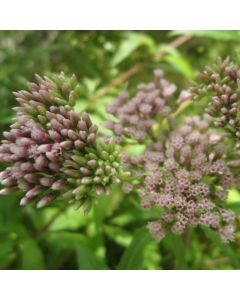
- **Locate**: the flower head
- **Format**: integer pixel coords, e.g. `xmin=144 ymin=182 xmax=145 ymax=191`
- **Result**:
xmin=192 ymin=56 xmax=240 ymax=141
xmin=0 ymin=73 xmax=128 ymax=211
xmin=140 ymin=115 xmax=235 ymax=242
xmin=106 ymin=69 xmax=190 ymax=143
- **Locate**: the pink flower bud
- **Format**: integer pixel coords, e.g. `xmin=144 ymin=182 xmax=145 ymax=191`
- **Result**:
xmin=67 ymin=130 xmax=78 ymax=140
xmin=10 ymin=145 xmax=28 ymax=157
xmin=60 ymin=141 xmax=73 ymax=150
xmin=46 ymin=111 xmax=56 ymax=120
xmin=62 ymin=118 xmax=72 ymax=129
xmin=0 ymin=188 xmax=15 ymax=195
xmin=1 ymin=177 xmax=16 ymax=186
xmin=31 ymin=129 xmax=49 ymax=143
xmin=46 ymin=151 xmax=59 ymax=162
xmin=16 ymin=137 xmax=35 ymax=146
xmin=24 ymin=174 xmax=39 ymax=183
xmin=50 ymin=119 xmax=63 ymax=132
xmin=77 ymin=121 xmax=87 ymax=131
xmin=87 ymin=160 xmax=97 ymax=168
xmin=87 ymin=133 xmax=96 ymax=144
xmin=49 ymin=163 xmax=60 ymax=172
xmin=26 ymin=186 xmax=42 ymax=198
xmin=38 ymin=144 xmax=53 ymax=153
xmin=52 ymin=179 xmax=65 ymax=190
xmin=82 ymin=112 xmax=92 ymax=127
xmin=37 ymin=195 xmax=55 ymax=208
xmin=74 ymin=140 xmax=85 ymax=150
xmin=48 ymin=130 xmax=63 ymax=142
xmin=89 ymin=124 xmax=98 ymax=134
xmin=60 ymin=129 xmax=69 ymax=137
xmin=20 ymin=162 xmax=35 ymax=172
xmin=35 ymin=155 xmax=49 ymax=169
xmin=79 ymin=131 xmax=87 ymax=141
xmin=40 ymin=177 xmax=55 ymax=187
xmin=63 ymin=169 xmax=79 ymax=177
xmin=80 ymin=167 xmax=90 ymax=175
xmin=69 ymin=111 xmax=80 ymax=124
xmin=20 ymin=196 xmax=33 ymax=206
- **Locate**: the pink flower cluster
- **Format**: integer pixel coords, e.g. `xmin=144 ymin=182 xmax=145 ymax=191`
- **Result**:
xmin=142 ymin=115 xmax=235 ymax=242
xmin=193 ymin=57 xmax=240 ymax=139
xmin=0 ymin=73 xmax=126 ymax=210
xmin=106 ymin=70 xmax=190 ymax=143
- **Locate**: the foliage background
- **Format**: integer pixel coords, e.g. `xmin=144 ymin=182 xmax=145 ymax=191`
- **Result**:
xmin=1 ymin=30 xmax=240 ymax=270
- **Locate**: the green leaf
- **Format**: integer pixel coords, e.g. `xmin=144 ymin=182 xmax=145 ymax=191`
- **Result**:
xmin=171 ymin=30 xmax=240 ymax=41
xmin=111 ymin=206 xmax=162 ymax=226
xmin=203 ymin=228 xmax=240 ymax=269
xmin=143 ymin=240 xmax=161 ymax=270
xmin=164 ymin=53 xmax=195 ymax=78
xmin=111 ymin=32 xmax=155 ymax=66
xmin=227 ymin=189 xmax=240 ymax=204
xmin=226 ymin=189 xmax=240 ymax=216
xmin=164 ymin=233 xmax=188 ymax=269
xmin=94 ymin=194 xmax=112 ymax=227
xmin=156 ymin=45 xmax=194 ymax=78
xmin=76 ymin=243 xmax=109 ymax=270
xmin=21 ymin=238 xmax=45 ymax=270
xmin=0 ymin=237 xmax=16 ymax=269
xmin=227 ymin=203 xmax=240 ymax=215
xmin=46 ymin=207 xmax=88 ymax=231
xmin=104 ymin=225 xmax=132 ymax=247
xmin=118 ymin=227 xmax=152 ymax=270
xmin=45 ymin=231 xmax=86 ymax=250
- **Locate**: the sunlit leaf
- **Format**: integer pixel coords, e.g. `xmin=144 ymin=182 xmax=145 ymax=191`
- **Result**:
xmin=156 ymin=45 xmax=194 ymax=78
xmin=104 ymin=225 xmax=132 ymax=247
xmin=111 ymin=32 xmax=156 ymax=66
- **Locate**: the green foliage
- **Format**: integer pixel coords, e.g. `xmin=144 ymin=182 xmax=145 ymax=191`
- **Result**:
xmin=118 ymin=228 xmax=152 ymax=270
xmin=111 ymin=32 xmax=156 ymax=66
xmin=171 ymin=30 xmax=240 ymax=41
xmin=1 ymin=30 xmax=240 ymax=270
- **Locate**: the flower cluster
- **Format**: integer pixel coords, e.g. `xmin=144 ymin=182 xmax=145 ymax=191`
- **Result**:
xmin=105 ymin=69 xmax=236 ymax=242
xmin=0 ymin=66 xmax=237 ymax=243
xmin=141 ymin=115 xmax=235 ymax=242
xmin=106 ymin=70 xmax=190 ymax=143
xmin=192 ymin=56 xmax=240 ymax=140
xmin=0 ymin=74 xmax=128 ymax=211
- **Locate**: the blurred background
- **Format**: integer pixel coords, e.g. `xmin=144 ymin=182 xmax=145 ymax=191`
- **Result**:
xmin=1 ymin=30 xmax=240 ymax=270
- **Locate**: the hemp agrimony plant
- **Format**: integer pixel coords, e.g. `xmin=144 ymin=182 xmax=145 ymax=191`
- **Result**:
xmin=0 ymin=58 xmax=239 ymax=243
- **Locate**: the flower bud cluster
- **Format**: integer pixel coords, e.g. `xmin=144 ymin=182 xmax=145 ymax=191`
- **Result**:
xmin=106 ymin=70 xmax=190 ymax=143
xmin=192 ymin=57 xmax=240 ymax=140
xmin=140 ymin=115 xmax=235 ymax=242
xmin=0 ymin=74 xmax=127 ymax=210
